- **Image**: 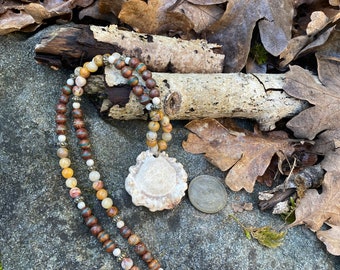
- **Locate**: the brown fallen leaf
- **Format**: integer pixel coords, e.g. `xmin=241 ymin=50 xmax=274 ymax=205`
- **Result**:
xmin=118 ymin=0 xmax=194 ymax=35
xmin=169 ymin=1 xmax=224 ymax=33
xmin=279 ymin=12 xmax=340 ymax=68
xmin=289 ymin=171 xmax=340 ymax=255
xmin=182 ymin=119 xmax=295 ymax=192
xmin=206 ymin=0 xmax=293 ymax=72
xmin=316 ymin=224 xmax=340 ymax=256
xmin=0 ymin=0 xmax=84 ymax=35
xmin=283 ymin=32 xmax=340 ymax=140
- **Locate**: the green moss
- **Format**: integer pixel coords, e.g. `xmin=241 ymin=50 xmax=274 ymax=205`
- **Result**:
xmin=250 ymin=42 xmax=268 ymax=65
xmin=229 ymin=214 xmax=286 ymax=248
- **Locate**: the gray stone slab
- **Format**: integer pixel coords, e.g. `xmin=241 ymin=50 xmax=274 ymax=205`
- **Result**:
xmin=0 ymin=25 xmax=339 ymax=270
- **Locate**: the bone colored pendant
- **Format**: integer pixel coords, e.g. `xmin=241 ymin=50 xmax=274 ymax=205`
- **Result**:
xmin=125 ymin=150 xmax=188 ymax=212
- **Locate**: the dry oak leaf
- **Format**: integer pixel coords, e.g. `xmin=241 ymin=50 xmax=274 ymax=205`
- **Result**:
xmin=118 ymin=0 xmax=194 ymax=34
xmin=182 ymin=119 xmax=295 ymax=192
xmin=284 ymin=60 xmax=340 ymax=140
xmin=316 ymin=224 xmax=340 ymax=256
xmin=169 ymin=1 xmax=224 ymax=33
xmin=289 ymin=171 xmax=340 ymax=255
xmin=206 ymin=0 xmax=293 ymax=72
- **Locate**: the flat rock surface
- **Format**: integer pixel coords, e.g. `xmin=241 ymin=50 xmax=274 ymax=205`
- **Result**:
xmin=0 ymin=25 xmax=339 ymax=270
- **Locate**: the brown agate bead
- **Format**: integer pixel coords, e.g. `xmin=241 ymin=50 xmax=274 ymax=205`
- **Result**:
xmin=132 ymin=85 xmax=144 ymax=96
xmin=72 ymin=108 xmax=83 ymax=118
xmin=90 ymin=225 xmax=103 ymax=236
xmin=56 ymin=124 xmax=67 ymax=135
xmin=81 ymin=150 xmax=92 ymax=160
xmin=81 ymin=207 xmax=92 ymax=218
xmin=129 ymin=57 xmax=140 ymax=68
xmin=85 ymin=215 xmax=98 ymax=227
xmin=55 ymin=114 xmax=67 ymax=124
xmin=103 ymin=239 xmax=116 ymax=253
xmin=97 ymin=231 xmax=110 ymax=243
xmin=134 ymin=242 xmax=147 ymax=255
xmin=149 ymin=89 xmax=160 ymax=98
xmin=106 ymin=206 xmax=119 ymax=217
xmin=128 ymin=234 xmax=140 ymax=246
xmin=145 ymin=78 xmax=156 ymax=89
xmin=130 ymin=266 xmax=140 ymax=270
xmin=62 ymin=85 xmax=72 ymax=95
xmin=73 ymin=118 xmax=85 ymax=129
xmin=79 ymin=139 xmax=90 ymax=149
xmin=121 ymin=66 xmax=133 ymax=78
xmin=56 ymin=103 xmax=67 ymax=114
xmin=142 ymin=70 xmax=152 ymax=80
xmin=59 ymin=94 xmax=69 ymax=104
xmin=148 ymin=259 xmax=161 ymax=270
xmin=120 ymin=226 xmax=132 ymax=238
xmin=114 ymin=59 xmax=126 ymax=69
xmin=139 ymin=93 xmax=150 ymax=105
xmin=142 ymin=251 xmax=153 ymax=263
xmin=76 ymin=128 xmax=88 ymax=139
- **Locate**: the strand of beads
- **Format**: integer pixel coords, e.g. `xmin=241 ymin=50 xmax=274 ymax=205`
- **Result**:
xmin=56 ymin=53 xmax=165 ymax=270
xmin=56 ymin=85 xmax=139 ymax=270
xmin=104 ymin=53 xmax=173 ymax=155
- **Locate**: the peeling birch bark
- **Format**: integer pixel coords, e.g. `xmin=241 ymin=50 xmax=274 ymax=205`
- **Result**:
xmin=86 ymin=66 xmax=309 ymax=131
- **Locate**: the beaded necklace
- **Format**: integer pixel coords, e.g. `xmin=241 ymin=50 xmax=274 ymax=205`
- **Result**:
xmin=55 ymin=53 xmax=177 ymax=270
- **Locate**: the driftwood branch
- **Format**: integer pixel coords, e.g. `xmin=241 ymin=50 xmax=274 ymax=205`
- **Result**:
xmin=35 ymin=24 xmax=224 ymax=73
xmin=35 ymin=24 xmax=309 ymax=130
xmin=86 ymin=66 xmax=309 ymax=131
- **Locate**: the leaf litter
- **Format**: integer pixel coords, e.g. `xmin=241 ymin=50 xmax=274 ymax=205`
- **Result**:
xmin=1 ymin=0 xmax=340 ymax=257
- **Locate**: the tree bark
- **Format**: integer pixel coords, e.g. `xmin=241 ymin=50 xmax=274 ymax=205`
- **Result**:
xmin=86 ymin=66 xmax=309 ymax=131
xmin=35 ymin=24 xmax=225 ymax=73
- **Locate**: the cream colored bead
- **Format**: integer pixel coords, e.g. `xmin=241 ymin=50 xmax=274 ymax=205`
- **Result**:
xmin=72 ymin=102 xmax=80 ymax=109
xmin=67 ymin=78 xmax=74 ymax=86
xmin=101 ymin=197 xmax=113 ymax=209
xmin=65 ymin=177 xmax=77 ymax=188
xmin=160 ymin=115 xmax=170 ymax=126
xmin=59 ymin=157 xmax=71 ymax=168
xmin=108 ymin=52 xmax=121 ymax=64
xmin=58 ymin=135 xmax=66 ymax=142
xmin=146 ymin=131 xmax=157 ymax=141
xmin=74 ymin=67 xmax=81 ymax=76
xmin=113 ymin=248 xmax=121 ymax=257
xmin=86 ymin=159 xmax=94 ymax=167
xmin=117 ymin=220 xmax=125 ymax=228
xmin=87 ymin=61 xmax=98 ymax=72
xmin=75 ymin=76 xmax=86 ymax=87
xmin=152 ymin=97 xmax=161 ymax=106
xmin=89 ymin=170 xmax=100 ymax=182
xmin=77 ymin=201 xmax=85 ymax=209
xmin=162 ymin=132 xmax=172 ymax=142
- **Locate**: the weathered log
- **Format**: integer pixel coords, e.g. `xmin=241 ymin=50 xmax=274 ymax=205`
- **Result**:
xmin=35 ymin=24 xmax=225 ymax=73
xmin=85 ymin=66 xmax=309 ymax=131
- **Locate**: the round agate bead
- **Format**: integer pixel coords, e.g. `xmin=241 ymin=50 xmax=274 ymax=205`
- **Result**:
xmin=65 ymin=177 xmax=77 ymax=188
xmin=59 ymin=157 xmax=71 ymax=168
xmin=101 ymin=197 xmax=113 ymax=209
xmin=69 ymin=187 xmax=81 ymax=198
xmin=89 ymin=170 xmax=100 ymax=181
xmin=121 ymin=257 xmax=134 ymax=270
